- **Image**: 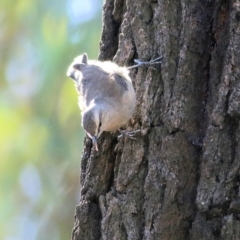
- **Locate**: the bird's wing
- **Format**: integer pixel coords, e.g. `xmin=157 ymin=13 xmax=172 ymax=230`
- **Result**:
xmin=112 ymin=73 xmax=128 ymax=91
xmin=79 ymin=65 xmax=128 ymax=105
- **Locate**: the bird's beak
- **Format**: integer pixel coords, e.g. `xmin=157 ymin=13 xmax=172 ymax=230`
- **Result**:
xmin=92 ymin=136 xmax=99 ymax=151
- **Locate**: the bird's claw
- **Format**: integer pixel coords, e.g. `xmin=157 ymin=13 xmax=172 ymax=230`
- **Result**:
xmin=118 ymin=129 xmax=141 ymax=140
xmin=127 ymin=56 xmax=164 ymax=69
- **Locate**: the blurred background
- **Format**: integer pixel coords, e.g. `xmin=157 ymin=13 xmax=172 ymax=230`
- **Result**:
xmin=0 ymin=0 xmax=102 ymax=239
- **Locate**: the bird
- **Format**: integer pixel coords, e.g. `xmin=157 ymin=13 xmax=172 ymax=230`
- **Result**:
xmin=67 ymin=53 xmax=136 ymax=151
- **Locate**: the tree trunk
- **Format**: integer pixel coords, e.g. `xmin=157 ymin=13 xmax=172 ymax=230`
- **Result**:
xmin=72 ymin=0 xmax=240 ymax=239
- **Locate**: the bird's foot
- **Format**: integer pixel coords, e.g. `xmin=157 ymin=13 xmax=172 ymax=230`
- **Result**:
xmin=117 ymin=129 xmax=141 ymax=140
xmin=127 ymin=56 xmax=163 ymax=69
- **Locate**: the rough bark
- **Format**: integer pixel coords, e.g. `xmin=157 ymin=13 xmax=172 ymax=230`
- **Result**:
xmin=72 ymin=0 xmax=240 ymax=239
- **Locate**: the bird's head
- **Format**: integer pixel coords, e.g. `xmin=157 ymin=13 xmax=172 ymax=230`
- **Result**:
xmin=82 ymin=104 xmax=103 ymax=151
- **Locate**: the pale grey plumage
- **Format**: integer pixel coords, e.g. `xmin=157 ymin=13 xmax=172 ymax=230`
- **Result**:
xmin=67 ymin=53 xmax=136 ymax=151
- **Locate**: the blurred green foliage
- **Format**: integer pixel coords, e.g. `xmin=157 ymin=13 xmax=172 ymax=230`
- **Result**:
xmin=0 ymin=0 xmax=102 ymax=239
